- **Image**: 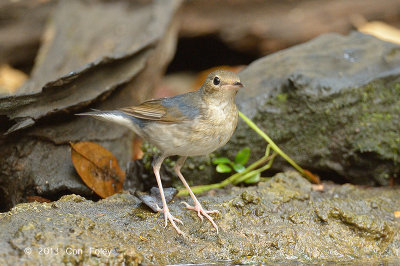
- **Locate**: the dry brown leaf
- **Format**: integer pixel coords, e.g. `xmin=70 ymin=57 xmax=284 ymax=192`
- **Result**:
xmin=71 ymin=142 xmax=125 ymax=198
xmin=0 ymin=64 xmax=28 ymax=94
xmin=26 ymin=196 xmax=51 ymax=203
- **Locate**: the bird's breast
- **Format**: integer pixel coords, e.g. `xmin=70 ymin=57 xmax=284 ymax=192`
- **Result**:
xmin=188 ymin=101 xmax=238 ymax=152
xmin=141 ymin=101 xmax=238 ymax=157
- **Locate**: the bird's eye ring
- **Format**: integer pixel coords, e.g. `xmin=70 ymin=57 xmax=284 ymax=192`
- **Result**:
xmin=213 ymin=76 xmax=220 ymax=85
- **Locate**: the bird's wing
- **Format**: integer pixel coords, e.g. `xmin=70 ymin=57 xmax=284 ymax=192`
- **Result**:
xmin=119 ymin=98 xmax=191 ymax=123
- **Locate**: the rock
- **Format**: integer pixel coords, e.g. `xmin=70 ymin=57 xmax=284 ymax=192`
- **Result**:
xmin=0 ymin=194 xmax=143 ymax=265
xmin=0 ymin=0 xmax=55 ymax=67
xmin=0 ymin=0 xmax=182 ymax=211
xmin=0 ymin=171 xmax=399 ymax=264
xmin=178 ymin=0 xmax=400 ymax=54
xmin=135 ymin=187 xmax=178 ymax=213
xmin=224 ymin=32 xmax=400 ymax=185
xmin=0 ymin=0 xmax=181 ymax=133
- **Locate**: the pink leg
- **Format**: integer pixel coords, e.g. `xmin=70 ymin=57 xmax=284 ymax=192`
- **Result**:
xmin=174 ymin=156 xmax=219 ymax=233
xmin=153 ymin=155 xmax=184 ymax=235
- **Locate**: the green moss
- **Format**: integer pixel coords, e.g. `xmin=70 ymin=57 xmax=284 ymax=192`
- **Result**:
xmin=276 ymin=93 xmax=288 ymax=102
xmin=239 ymin=78 xmax=400 ymax=184
xmin=352 ymin=80 xmax=400 ymax=163
xmin=240 ymin=191 xmax=261 ymax=204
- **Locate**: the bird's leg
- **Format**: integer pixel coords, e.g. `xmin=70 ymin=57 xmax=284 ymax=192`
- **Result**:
xmin=152 ymin=155 xmax=184 ymax=235
xmin=174 ymin=156 xmax=219 ymax=233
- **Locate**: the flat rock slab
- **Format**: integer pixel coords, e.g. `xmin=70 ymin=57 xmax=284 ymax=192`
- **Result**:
xmin=1 ymin=171 xmax=399 ymax=264
xmin=0 ymin=0 xmax=181 ymax=133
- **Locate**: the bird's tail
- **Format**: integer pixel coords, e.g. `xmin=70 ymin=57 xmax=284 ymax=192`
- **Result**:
xmin=76 ymin=109 xmax=143 ymax=133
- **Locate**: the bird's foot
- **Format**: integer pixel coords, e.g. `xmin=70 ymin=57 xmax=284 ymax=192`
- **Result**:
xmin=156 ymin=204 xmax=184 ymax=235
xmin=181 ymin=201 xmax=219 ymax=233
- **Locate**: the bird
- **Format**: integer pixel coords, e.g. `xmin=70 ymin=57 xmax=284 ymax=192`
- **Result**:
xmin=77 ymin=70 xmax=243 ymax=234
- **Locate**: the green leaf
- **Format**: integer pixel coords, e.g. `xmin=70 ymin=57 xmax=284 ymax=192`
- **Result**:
xmin=234 ymin=147 xmax=250 ymax=165
xmin=244 ymin=173 xmax=261 ymax=184
xmin=216 ymin=164 xmax=232 ymax=173
xmin=233 ymin=163 xmax=245 ymax=173
xmin=212 ymin=157 xmax=232 ymax=165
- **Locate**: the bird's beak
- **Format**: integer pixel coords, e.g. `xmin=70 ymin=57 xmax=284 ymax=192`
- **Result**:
xmin=233 ymin=81 xmax=243 ymax=88
xmin=223 ymin=81 xmax=243 ymax=90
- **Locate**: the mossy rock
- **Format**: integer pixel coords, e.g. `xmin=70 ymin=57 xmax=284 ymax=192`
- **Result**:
xmin=225 ymin=32 xmax=400 ymax=185
xmin=1 ymin=172 xmax=399 ymax=264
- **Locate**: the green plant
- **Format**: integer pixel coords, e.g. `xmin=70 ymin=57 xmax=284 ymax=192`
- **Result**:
xmin=238 ymin=111 xmax=318 ymax=183
xmin=212 ymin=147 xmax=250 ymax=174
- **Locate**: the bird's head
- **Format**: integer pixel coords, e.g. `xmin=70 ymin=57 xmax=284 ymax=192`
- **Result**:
xmin=201 ymin=70 xmax=243 ymax=99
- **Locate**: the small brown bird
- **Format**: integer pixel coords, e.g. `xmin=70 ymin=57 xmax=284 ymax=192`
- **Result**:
xmin=78 ymin=70 xmax=243 ymax=234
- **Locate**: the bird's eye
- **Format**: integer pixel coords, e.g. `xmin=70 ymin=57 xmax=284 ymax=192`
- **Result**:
xmin=213 ymin=76 xmax=220 ymax=85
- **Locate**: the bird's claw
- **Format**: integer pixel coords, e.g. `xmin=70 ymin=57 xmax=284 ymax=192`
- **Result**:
xmin=181 ymin=201 xmax=219 ymax=233
xmin=156 ymin=204 xmax=184 ymax=235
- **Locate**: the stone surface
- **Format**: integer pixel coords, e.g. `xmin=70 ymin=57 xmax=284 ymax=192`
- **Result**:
xmin=0 ymin=0 xmax=55 ymax=67
xmin=175 ymin=32 xmax=400 ymax=186
xmin=221 ymin=32 xmax=400 ymax=185
xmin=0 ymin=0 xmax=182 ymax=211
xmin=0 ymin=0 xmax=181 ymax=133
xmin=0 ymin=171 xmax=399 ymax=264
xmin=178 ymin=0 xmax=400 ymax=54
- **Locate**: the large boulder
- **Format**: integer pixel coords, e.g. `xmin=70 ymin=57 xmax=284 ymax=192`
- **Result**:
xmin=222 ymin=32 xmax=400 ymax=185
